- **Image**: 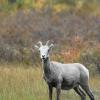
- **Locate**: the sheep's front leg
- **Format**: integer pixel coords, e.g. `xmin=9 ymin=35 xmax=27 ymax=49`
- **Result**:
xmin=48 ymin=84 xmax=53 ymax=100
xmin=56 ymin=83 xmax=61 ymax=100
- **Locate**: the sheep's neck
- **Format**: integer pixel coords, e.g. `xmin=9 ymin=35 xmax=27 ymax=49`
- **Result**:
xmin=42 ymin=58 xmax=51 ymax=74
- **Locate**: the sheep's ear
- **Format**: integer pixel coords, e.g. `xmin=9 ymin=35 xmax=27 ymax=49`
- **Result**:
xmin=34 ymin=45 xmax=39 ymax=49
xmin=49 ymin=44 xmax=54 ymax=49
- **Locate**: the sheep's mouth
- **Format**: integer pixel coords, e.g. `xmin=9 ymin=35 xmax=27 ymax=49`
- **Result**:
xmin=41 ymin=57 xmax=48 ymax=62
xmin=42 ymin=57 xmax=46 ymax=60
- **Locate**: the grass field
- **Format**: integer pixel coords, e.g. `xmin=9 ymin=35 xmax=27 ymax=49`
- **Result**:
xmin=0 ymin=64 xmax=99 ymax=100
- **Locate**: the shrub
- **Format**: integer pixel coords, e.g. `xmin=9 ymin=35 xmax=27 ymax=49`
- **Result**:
xmin=78 ymin=47 xmax=100 ymax=74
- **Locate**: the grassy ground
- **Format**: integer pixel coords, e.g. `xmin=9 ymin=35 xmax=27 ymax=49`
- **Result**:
xmin=0 ymin=64 xmax=99 ymax=100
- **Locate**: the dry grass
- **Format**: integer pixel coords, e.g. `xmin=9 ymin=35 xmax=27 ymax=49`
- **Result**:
xmin=0 ymin=64 xmax=99 ymax=100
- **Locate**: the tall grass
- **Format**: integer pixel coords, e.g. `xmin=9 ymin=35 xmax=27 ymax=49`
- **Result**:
xmin=0 ymin=64 xmax=99 ymax=100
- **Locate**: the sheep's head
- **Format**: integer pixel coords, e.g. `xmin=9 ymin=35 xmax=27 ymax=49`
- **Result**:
xmin=34 ymin=41 xmax=54 ymax=61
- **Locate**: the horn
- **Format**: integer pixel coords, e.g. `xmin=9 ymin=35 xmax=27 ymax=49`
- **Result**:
xmin=38 ymin=41 xmax=43 ymax=46
xmin=46 ymin=40 xmax=50 ymax=46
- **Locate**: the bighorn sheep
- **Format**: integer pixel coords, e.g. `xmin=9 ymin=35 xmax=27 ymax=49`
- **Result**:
xmin=34 ymin=41 xmax=95 ymax=100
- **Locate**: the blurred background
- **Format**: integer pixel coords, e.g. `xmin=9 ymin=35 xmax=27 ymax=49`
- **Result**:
xmin=0 ymin=0 xmax=100 ymax=100
xmin=0 ymin=0 xmax=100 ymax=73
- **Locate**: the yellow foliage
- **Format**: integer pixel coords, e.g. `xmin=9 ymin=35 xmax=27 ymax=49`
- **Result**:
xmin=0 ymin=0 xmax=7 ymax=4
xmin=53 ymin=4 xmax=69 ymax=13
xmin=24 ymin=0 xmax=31 ymax=5
xmin=76 ymin=1 xmax=84 ymax=10
xmin=23 ymin=48 xmax=30 ymax=55
xmin=33 ymin=0 xmax=45 ymax=10
xmin=13 ymin=49 xmax=20 ymax=56
xmin=23 ymin=0 xmax=33 ymax=9
xmin=0 ymin=0 xmax=100 ymax=16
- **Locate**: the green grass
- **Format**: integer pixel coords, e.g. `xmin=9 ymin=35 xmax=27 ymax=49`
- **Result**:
xmin=0 ymin=64 xmax=99 ymax=100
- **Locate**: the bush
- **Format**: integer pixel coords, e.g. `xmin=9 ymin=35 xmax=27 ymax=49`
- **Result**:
xmin=78 ymin=48 xmax=100 ymax=74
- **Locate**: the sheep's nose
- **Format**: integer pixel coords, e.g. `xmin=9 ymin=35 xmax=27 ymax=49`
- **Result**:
xmin=42 ymin=55 xmax=45 ymax=58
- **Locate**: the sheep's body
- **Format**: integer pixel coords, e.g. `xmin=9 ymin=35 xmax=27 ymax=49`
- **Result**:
xmin=35 ymin=41 xmax=95 ymax=100
xmin=43 ymin=61 xmax=89 ymax=90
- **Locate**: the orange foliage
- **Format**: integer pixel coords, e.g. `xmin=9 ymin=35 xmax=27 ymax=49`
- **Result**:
xmin=74 ymin=36 xmax=81 ymax=43
xmin=61 ymin=48 xmax=80 ymax=63
xmin=71 ymin=36 xmax=85 ymax=49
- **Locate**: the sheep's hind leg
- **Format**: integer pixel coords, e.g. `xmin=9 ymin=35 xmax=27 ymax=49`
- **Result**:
xmin=74 ymin=86 xmax=86 ymax=100
xmin=81 ymin=85 xmax=95 ymax=100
